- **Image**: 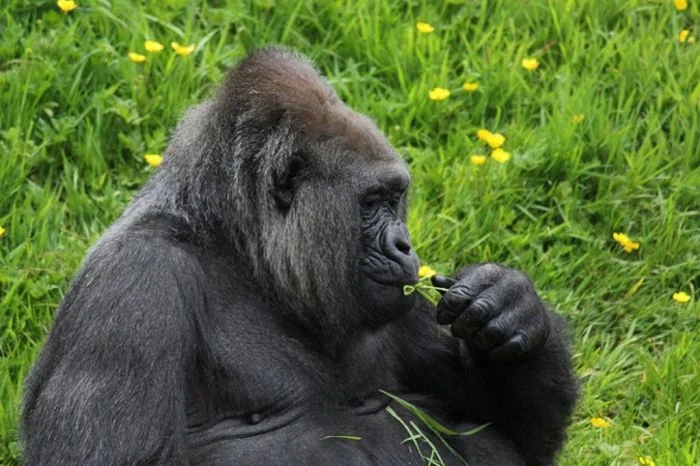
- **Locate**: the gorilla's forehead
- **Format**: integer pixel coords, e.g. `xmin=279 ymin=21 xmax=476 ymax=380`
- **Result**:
xmin=310 ymin=105 xmax=399 ymax=164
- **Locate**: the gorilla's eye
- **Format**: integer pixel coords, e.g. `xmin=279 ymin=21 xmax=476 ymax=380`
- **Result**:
xmin=273 ymin=154 xmax=306 ymax=211
xmin=362 ymin=189 xmax=404 ymax=211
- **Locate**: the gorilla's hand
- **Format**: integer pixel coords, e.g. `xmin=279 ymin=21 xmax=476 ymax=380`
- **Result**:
xmin=432 ymin=263 xmax=550 ymax=363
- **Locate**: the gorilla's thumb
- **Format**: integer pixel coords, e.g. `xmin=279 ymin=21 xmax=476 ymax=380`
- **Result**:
xmin=431 ymin=275 xmax=456 ymax=293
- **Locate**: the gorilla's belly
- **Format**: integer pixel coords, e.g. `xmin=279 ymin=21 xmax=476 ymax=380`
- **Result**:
xmin=186 ymin=400 xmax=524 ymax=466
xmin=186 ymin=401 xmax=466 ymax=466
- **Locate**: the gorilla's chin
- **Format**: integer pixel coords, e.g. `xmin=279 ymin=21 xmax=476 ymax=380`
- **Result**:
xmin=359 ymin=276 xmax=417 ymax=325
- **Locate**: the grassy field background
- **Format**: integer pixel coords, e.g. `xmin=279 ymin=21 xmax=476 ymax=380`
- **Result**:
xmin=1 ymin=0 xmax=698 ymax=464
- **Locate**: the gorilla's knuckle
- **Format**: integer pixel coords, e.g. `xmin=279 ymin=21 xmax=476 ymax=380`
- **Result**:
xmin=511 ymin=270 xmax=532 ymax=289
xmin=479 ymin=262 xmax=503 ymax=277
xmin=513 ymin=331 xmax=528 ymax=349
xmin=468 ymin=297 xmax=495 ymax=321
xmin=476 ymin=323 xmax=505 ymax=349
xmin=441 ymin=285 xmax=472 ymax=310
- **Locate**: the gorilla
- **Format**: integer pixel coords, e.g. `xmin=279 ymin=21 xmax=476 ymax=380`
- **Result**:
xmin=22 ymin=48 xmax=577 ymax=465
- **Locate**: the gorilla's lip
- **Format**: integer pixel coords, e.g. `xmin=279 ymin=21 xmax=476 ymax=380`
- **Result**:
xmin=367 ymin=274 xmax=419 ymax=288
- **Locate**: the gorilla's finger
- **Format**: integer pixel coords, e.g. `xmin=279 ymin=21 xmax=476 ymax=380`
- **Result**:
xmin=436 ymin=283 xmax=480 ymax=325
xmin=470 ymin=307 xmax=524 ymax=350
xmin=446 ymin=278 xmax=514 ymax=330
xmin=487 ymin=312 xmax=550 ymax=362
xmin=449 ymin=295 xmax=501 ymax=341
xmin=489 ymin=332 xmax=530 ymax=362
xmin=435 ymin=267 xmax=503 ymax=326
xmin=431 ymin=275 xmax=456 ymax=292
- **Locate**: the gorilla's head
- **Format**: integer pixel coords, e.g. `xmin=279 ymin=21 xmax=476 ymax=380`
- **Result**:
xmin=155 ymin=48 xmax=420 ymax=341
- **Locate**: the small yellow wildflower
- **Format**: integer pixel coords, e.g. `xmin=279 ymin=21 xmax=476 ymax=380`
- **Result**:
xmin=171 ymin=42 xmax=195 ymax=56
xmin=673 ymin=291 xmax=691 ymax=303
xmin=522 ymin=57 xmax=540 ymax=71
xmin=0 ymin=226 xmax=5 ymax=237
xmin=463 ymin=82 xmax=479 ymax=92
xmin=484 ymin=132 xmax=506 ymax=149
xmin=476 ymin=129 xmax=492 ymax=141
xmin=679 ymin=29 xmax=691 ymax=42
xmin=418 ymin=265 xmax=437 ymax=279
xmin=470 ymin=155 xmax=487 ymax=166
xmin=57 ymin=0 xmax=77 ymax=13
xmin=428 ymin=87 xmax=450 ymax=101
xmin=638 ymin=455 xmax=656 ymax=466
xmin=572 ymin=114 xmax=585 ymax=124
xmin=144 ymin=154 xmax=163 ymax=167
xmin=613 ymin=232 xmax=640 ymax=253
xmin=689 ymin=36 xmax=696 ymax=43
xmin=590 ymin=417 xmax=611 ymax=428
xmin=491 ymin=148 xmax=511 ymax=163
xmin=416 ymin=22 xmax=434 ymax=34
xmin=128 ymin=52 xmax=147 ymax=63
xmin=674 ymin=0 xmax=688 ymax=11
xmin=145 ymin=40 xmax=165 ymax=53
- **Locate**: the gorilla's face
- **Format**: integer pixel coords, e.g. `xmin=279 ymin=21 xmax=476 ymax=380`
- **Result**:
xmin=273 ymin=102 xmax=421 ymax=328
xmin=221 ymin=50 xmax=420 ymax=333
xmin=356 ymin=166 xmax=420 ymax=323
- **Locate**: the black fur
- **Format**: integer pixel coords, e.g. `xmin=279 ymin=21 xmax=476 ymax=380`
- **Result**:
xmin=22 ymin=48 xmax=577 ymax=465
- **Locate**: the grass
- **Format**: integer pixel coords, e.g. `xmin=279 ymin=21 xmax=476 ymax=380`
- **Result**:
xmin=1 ymin=0 xmax=698 ymax=464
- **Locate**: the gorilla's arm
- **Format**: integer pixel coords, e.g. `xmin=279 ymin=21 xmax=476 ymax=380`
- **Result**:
xmin=22 ymin=228 xmax=202 ymax=465
xmin=396 ymin=264 xmax=577 ymax=466
xmin=456 ymin=311 xmax=578 ymax=466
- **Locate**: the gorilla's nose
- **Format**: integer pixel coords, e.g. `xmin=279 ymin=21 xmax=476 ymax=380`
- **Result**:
xmin=382 ymin=224 xmax=420 ymax=277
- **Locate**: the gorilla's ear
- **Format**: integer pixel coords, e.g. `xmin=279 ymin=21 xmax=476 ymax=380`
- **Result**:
xmin=272 ymin=153 xmax=305 ymax=212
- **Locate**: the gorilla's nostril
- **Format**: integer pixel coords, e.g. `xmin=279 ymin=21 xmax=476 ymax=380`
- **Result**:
xmin=383 ymin=223 xmax=414 ymax=261
xmin=395 ymin=238 xmax=411 ymax=256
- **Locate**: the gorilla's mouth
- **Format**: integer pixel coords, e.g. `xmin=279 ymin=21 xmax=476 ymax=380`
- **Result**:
xmin=362 ymin=256 xmax=420 ymax=289
xmin=366 ymin=268 xmax=420 ymax=288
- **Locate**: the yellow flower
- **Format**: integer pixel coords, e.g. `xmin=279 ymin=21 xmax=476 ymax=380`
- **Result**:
xmin=484 ymin=132 xmax=506 ymax=149
xmin=638 ymin=455 xmax=656 ymax=466
xmin=145 ymin=40 xmax=165 ymax=53
xmin=128 ymin=52 xmax=147 ymax=63
xmin=416 ymin=22 xmax=434 ymax=34
xmin=418 ymin=265 xmax=437 ymax=279
xmin=57 ymin=0 xmax=77 ymax=12
xmin=428 ymin=87 xmax=450 ymax=101
xmin=674 ymin=0 xmax=688 ymax=11
xmin=171 ymin=42 xmax=195 ymax=56
xmin=613 ymin=232 xmax=640 ymax=253
xmin=673 ymin=291 xmax=691 ymax=303
xmin=476 ymin=129 xmax=492 ymax=141
xmin=0 ymin=226 xmax=5 ymax=237
xmin=679 ymin=29 xmax=690 ymax=42
xmin=144 ymin=154 xmax=163 ymax=167
xmin=470 ymin=155 xmax=487 ymax=166
xmin=689 ymin=36 xmax=696 ymax=43
xmin=572 ymin=114 xmax=585 ymax=124
xmin=590 ymin=417 xmax=611 ymax=428
xmin=491 ymin=148 xmax=511 ymax=163
xmin=522 ymin=57 xmax=540 ymax=71
xmin=463 ymin=82 xmax=479 ymax=92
